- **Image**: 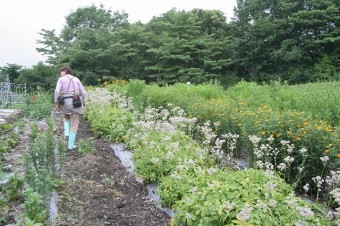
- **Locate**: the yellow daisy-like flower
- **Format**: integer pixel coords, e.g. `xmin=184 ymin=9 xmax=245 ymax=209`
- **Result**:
xmin=336 ymin=154 xmax=340 ymax=158
xmin=261 ymin=131 xmax=266 ymax=136
xmin=324 ymin=149 xmax=330 ymax=154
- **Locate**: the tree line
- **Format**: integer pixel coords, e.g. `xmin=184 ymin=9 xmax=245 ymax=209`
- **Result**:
xmin=1 ymin=0 xmax=339 ymax=92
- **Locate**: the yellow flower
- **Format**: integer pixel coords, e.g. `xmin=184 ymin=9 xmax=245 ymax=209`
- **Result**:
xmin=261 ymin=131 xmax=266 ymax=136
xmin=324 ymin=149 xmax=330 ymax=154
xmin=328 ymin=144 xmax=333 ymax=148
xmin=336 ymin=154 xmax=340 ymax=158
xmin=296 ymin=137 xmax=301 ymax=141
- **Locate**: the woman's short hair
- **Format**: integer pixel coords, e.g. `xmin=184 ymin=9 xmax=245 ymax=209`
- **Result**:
xmin=58 ymin=65 xmax=73 ymax=75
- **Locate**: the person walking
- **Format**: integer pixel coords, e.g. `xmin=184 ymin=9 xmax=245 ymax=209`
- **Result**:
xmin=54 ymin=65 xmax=86 ymax=150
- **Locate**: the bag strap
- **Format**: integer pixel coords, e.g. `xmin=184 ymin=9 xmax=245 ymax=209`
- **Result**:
xmin=66 ymin=76 xmax=74 ymax=93
xmin=71 ymin=77 xmax=76 ymax=96
xmin=59 ymin=76 xmax=73 ymax=97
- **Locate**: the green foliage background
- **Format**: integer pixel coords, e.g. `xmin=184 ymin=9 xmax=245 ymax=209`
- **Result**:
xmin=1 ymin=0 xmax=339 ymax=90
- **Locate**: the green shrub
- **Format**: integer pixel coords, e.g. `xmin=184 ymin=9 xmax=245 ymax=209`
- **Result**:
xmin=84 ymin=104 xmax=134 ymax=142
xmin=169 ymin=169 xmax=330 ymax=226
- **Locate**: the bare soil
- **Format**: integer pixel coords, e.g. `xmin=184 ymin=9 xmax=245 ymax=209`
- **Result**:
xmin=53 ymin=112 xmax=170 ymax=226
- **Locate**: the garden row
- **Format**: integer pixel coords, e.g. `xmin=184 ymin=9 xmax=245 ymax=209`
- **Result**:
xmin=107 ymin=80 xmax=340 ymax=194
xmin=84 ymin=86 xmax=340 ymax=225
xmin=0 ymin=95 xmax=64 ymax=225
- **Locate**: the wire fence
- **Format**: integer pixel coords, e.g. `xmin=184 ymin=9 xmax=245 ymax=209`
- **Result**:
xmin=0 ymin=75 xmax=27 ymax=106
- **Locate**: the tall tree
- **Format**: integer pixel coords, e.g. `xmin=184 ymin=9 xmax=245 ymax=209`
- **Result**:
xmin=0 ymin=64 xmax=22 ymax=81
xmin=233 ymin=0 xmax=339 ymax=83
xmin=16 ymin=63 xmax=56 ymax=92
xmin=144 ymin=8 xmax=234 ymax=84
xmin=36 ymin=4 xmax=129 ymax=69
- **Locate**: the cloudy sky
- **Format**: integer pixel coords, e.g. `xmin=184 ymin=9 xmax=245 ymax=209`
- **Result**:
xmin=0 ymin=0 xmax=237 ymax=68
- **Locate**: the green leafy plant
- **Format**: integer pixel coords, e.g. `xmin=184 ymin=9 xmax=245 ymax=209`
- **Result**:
xmin=14 ymin=217 xmax=43 ymax=226
xmin=23 ymin=116 xmax=60 ymax=194
xmin=21 ymin=92 xmax=53 ymax=120
xmin=3 ymin=176 xmax=24 ymax=202
xmin=131 ymin=130 xmax=214 ymax=183
xmin=84 ymin=104 xmax=134 ymax=142
xmin=100 ymin=174 xmax=115 ymax=188
xmin=0 ymin=194 xmax=9 ymax=224
xmin=78 ymin=137 xmax=95 ymax=156
xmin=168 ymin=169 xmax=331 ymax=226
xmin=21 ymin=189 xmax=47 ymax=223
xmin=0 ymin=123 xmax=13 ymax=131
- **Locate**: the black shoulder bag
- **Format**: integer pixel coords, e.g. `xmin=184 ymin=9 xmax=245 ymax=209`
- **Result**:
xmin=71 ymin=78 xmax=82 ymax=108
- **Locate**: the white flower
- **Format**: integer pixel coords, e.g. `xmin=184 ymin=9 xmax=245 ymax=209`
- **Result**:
xmin=185 ymin=213 xmax=193 ymax=220
xmin=222 ymin=201 xmax=234 ymax=211
xmin=284 ymin=156 xmax=294 ymax=164
xmin=320 ymin=156 xmax=329 ymax=165
xmin=151 ymin=157 xmax=159 ymax=164
xmin=299 ymin=148 xmax=308 ymax=156
xmin=190 ymin=186 xmax=198 ymax=194
xmin=297 ymin=167 xmax=304 ymax=173
xmin=255 ymin=202 xmax=268 ymax=212
xmin=294 ymin=220 xmax=307 ymax=226
xmin=208 ymin=181 xmax=218 ymax=189
xmin=256 ymin=160 xmax=264 ymax=169
xmin=166 ymin=151 xmax=174 ymax=159
xmin=176 ymin=165 xmax=185 ymax=170
xmin=264 ymin=182 xmax=276 ymax=190
xmin=303 ymin=183 xmax=309 ymax=193
xmin=277 ymin=163 xmax=286 ymax=171
xmin=237 ymin=206 xmax=253 ymax=222
xmin=296 ymin=206 xmax=314 ymax=218
xmin=267 ymin=136 xmax=274 ymax=142
xmin=330 ymin=188 xmax=340 ymax=204
xmin=280 ymin=140 xmax=290 ymax=146
xmin=268 ymin=199 xmax=277 ymax=208
xmin=207 ymin=167 xmax=217 ymax=175
xmin=187 ymin=159 xmax=195 ymax=165
xmin=248 ymin=135 xmax=261 ymax=144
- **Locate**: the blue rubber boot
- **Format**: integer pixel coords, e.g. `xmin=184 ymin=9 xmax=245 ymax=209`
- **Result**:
xmin=63 ymin=120 xmax=70 ymax=140
xmin=68 ymin=132 xmax=77 ymax=150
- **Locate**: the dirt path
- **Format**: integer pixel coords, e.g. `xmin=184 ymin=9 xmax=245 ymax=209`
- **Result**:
xmin=54 ymin=112 xmax=170 ymax=226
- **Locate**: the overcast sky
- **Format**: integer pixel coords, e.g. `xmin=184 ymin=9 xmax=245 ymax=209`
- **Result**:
xmin=0 ymin=0 xmax=237 ymax=68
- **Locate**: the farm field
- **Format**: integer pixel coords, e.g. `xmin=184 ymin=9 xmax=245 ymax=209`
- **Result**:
xmin=1 ymin=80 xmax=339 ymax=225
xmin=83 ymin=80 xmax=340 ymax=225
